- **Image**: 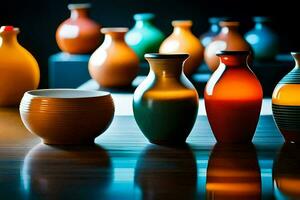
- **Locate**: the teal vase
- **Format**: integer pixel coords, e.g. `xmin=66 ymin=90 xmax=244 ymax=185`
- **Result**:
xmin=125 ymin=13 xmax=165 ymax=61
xmin=133 ymin=53 xmax=199 ymax=145
xmin=245 ymin=17 xmax=279 ymax=60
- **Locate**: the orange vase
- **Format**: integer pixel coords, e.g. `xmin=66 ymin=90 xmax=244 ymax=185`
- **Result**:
xmin=0 ymin=26 xmax=40 ymax=106
xmin=204 ymin=51 xmax=263 ymax=143
xmin=204 ymin=21 xmax=251 ymax=71
xmin=159 ymin=20 xmax=204 ymax=76
xmin=56 ymin=3 xmax=102 ymax=54
xmin=272 ymin=52 xmax=300 ymax=143
xmin=88 ymin=28 xmax=139 ymax=88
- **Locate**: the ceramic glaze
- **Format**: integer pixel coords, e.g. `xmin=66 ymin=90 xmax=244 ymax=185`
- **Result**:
xmin=199 ymin=17 xmax=224 ymax=47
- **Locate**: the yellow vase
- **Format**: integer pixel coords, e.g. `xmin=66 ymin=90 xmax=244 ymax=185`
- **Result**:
xmin=0 ymin=26 xmax=40 ymax=106
xmin=272 ymin=52 xmax=300 ymax=143
xmin=159 ymin=20 xmax=204 ymax=76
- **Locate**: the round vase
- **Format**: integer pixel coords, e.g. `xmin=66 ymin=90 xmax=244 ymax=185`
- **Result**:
xmin=56 ymin=3 xmax=102 ymax=54
xmin=159 ymin=20 xmax=204 ymax=76
xmin=204 ymin=51 xmax=263 ymax=143
xmin=206 ymin=143 xmax=261 ymax=199
xmin=273 ymin=143 xmax=300 ymax=199
xmin=204 ymin=21 xmax=251 ymax=72
xmin=199 ymin=17 xmax=224 ymax=47
xmin=133 ymin=53 xmax=199 ymax=145
xmin=245 ymin=17 xmax=279 ymax=61
xmin=88 ymin=28 xmax=139 ymax=88
xmin=125 ymin=13 xmax=165 ymax=61
xmin=272 ymin=52 xmax=300 ymax=143
xmin=0 ymin=26 xmax=40 ymax=106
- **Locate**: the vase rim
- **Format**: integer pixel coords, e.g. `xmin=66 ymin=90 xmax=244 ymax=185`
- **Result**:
xmin=216 ymin=50 xmax=250 ymax=56
xmin=101 ymin=27 xmax=129 ymax=33
xmin=253 ymin=16 xmax=271 ymax=23
xmin=68 ymin=3 xmax=91 ymax=10
xmin=219 ymin=21 xmax=240 ymax=27
xmin=134 ymin=13 xmax=155 ymax=20
xmin=145 ymin=53 xmax=189 ymax=59
xmin=172 ymin=20 xmax=193 ymax=27
xmin=291 ymin=52 xmax=300 ymax=55
xmin=0 ymin=25 xmax=19 ymax=33
xmin=209 ymin=17 xmax=228 ymax=24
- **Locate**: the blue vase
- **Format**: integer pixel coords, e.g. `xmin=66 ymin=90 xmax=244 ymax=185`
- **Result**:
xmin=199 ymin=17 xmax=225 ymax=47
xmin=245 ymin=17 xmax=279 ymax=60
xmin=125 ymin=13 xmax=165 ymax=61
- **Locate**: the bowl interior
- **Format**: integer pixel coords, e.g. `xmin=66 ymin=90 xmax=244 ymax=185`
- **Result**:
xmin=26 ymin=89 xmax=110 ymax=99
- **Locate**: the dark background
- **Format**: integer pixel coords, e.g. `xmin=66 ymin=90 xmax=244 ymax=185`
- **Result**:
xmin=1 ymin=0 xmax=299 ymax=88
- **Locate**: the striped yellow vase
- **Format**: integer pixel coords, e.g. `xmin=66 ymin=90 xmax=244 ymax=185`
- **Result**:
xmin=272 ymin=52 xmax=300 ymax=142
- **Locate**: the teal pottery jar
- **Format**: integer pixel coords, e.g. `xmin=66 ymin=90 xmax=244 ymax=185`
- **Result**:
xmin=133 ymin=53 xmax=199 ymax=145
xmin=199 ymin=17 xmax=224 ymax=47
xmin=125 ymin=13 xmax=165 ymax=61
xmin=245 ymin=17 xmax=279 ymax=61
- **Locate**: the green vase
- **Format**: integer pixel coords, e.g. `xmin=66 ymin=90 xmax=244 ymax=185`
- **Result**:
xmin=125 ymin=13 xmax=165 ymax=61
xmin=133 ymin=53 xmax=199 ymax=145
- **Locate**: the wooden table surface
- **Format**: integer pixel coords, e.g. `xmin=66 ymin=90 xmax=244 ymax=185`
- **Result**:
xmin=1 ymin=107 xmax=299 ymax=200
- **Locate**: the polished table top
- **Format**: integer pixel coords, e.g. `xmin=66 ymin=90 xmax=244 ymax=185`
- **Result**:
xmin=1 ymin=107 xmax=299 ymax=200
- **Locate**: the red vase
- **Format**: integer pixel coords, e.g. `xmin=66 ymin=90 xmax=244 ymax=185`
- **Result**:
xmin=204 ymin=51 xmax=263 ymax=143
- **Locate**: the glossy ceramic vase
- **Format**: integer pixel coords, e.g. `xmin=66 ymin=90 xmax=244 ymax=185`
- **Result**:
xmin=245 ymin=17 xmax=279 ymax=61
xmin=133 ymin=54 xmax=199 ymax=145
xmin=199 ymin=17 xmax=224 ymax=47
xmin=89 ymin=28 xmax=139 ymax=88
xmin=159 ymin=20 xmax=204 ymax=76
xmin=272 ymin=52 xmax=300 ymax=143
xmin=56 ymin=3 xmax=102 ymax=54
xmin=204 ymin=51 xmax=263 ymax=143
xmin=206 ymin=144 xmax=261 ymax=199
xmin=205 ymin=21 xmax=251 ymax=71
xmin=0 ymin=26 xmax=40 ymax=106
xmin=273 ymin=143 xmax=300 ymax=199
xmin=125 ymin=13 xmax=165 ymax=61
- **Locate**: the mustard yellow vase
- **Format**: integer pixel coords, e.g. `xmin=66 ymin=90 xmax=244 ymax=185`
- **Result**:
xmin=0 ymin=26 xmax=40 ymax=106
xmin=272 ymin=52 xmax=300 ymax=143
xmin=159 ymin=20 xmax=204 ymax=76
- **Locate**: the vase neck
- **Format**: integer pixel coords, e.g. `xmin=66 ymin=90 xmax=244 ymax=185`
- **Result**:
xmin=70 ymin=8 xmax=88 ymax=20
xmin=220 ymin=21 xmax=239 ymax=34
xmin=210 ymin=24 xmax=220 ymax=33
xmin=172 ymin=20 xmax=192 ymax=35
xmin=135 ymin=20 xmax=153 ymax=28
xmin=0 ymin=26 xmax=19 ymax=46
xmin=217 ymin=52 xmax=249 ymax=68
xmin=292 ymin=52 xmax=300 ymax=68
xmin=101 ymin=28 xmax=128 ymax=42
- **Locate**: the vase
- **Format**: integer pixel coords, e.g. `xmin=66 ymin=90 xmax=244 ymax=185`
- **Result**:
xmin=273 ymin=143 xmax=300 ymax=199
xmin=133 ymin=53 xmax=199 ymax=145
xmin=125 ymin=13 xmax=165 ymax=61
xmin=159 ymin=20 xmax=204 ymax=76
xmin=245 ymin=17 xmax=279 ymax=61
xmin=272 ymin=52 xmax=300 ymax=143
xmin=56 ymin=3 xmax=102 ymax=54
xmin=206 ymin=143 xmax=261 ymax=199
xmin=204 ymin=21 xmax=251 ymax=71
xmin=0 ymin=26 xmax=40 ymax=106
xmin=204 ymin=51 xmax=263 ymax=143
xmin=199 ymin=17 xmax=224 ymax=47
xmin=88 ymin=28 xmax=139 ymax=88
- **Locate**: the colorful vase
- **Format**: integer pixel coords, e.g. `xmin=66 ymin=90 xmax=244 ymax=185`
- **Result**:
xmin=125 ymin=13 xmax=165 ymax=61
xmin=272 ymin=52 xmax=300 ymax=143
xmin=204 ymin=21 xmax=251 ymax=71
xmin=273 ymin=143 xmax=300 ymax=199
xmin=0 ymin=26 xmax=40 ymax=106
xmin=133 ymin=54 xmax=199 ymax=145
xmin=159 ymin=20 xmax=204 ymax=76
xmin=206 ymin=143 xmax=261 ymax=199
xmin=88 ymin=28 xmax=139 ymax=88
xmin=199 ymin=17 xmax=224 ymax=47
xmin=204 ymin=51 xmax=263 ymax=143
xmin=56 ymin=3 xmax=102 ymax=54
xmin=245 ymin=17 xmax=279 ymax=61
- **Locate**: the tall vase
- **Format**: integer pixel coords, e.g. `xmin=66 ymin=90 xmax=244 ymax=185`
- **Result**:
xmin=204 ymin=51 xmax=263 ymax=143
xmin=245 ymin=17 xmax=279 ymax=61
xmin=88 ymin=28 xmax=139 ymax=88
xmin=204 ymin=21 xmax=251 ymax=72
xmin=56 ymin=3 xmax=102 ymax=54
xmin=125 ymin=13 xmax=165 ymax=61
xmin=159 ymin=20 xmax=204 ymax=76
xmin=272 ymin=52 xmax=300 ymax=143
xmin=199 ymin=17 xmax=224 ymax=47
xmin=133 ymin=53 xmax=199 ymax=145
xmin=0 ymin=26 xmax=40 ymax=106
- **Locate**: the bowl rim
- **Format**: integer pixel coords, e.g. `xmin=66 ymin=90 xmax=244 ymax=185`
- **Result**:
xmin=24 ymin=89 xmax=111 ymax=99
